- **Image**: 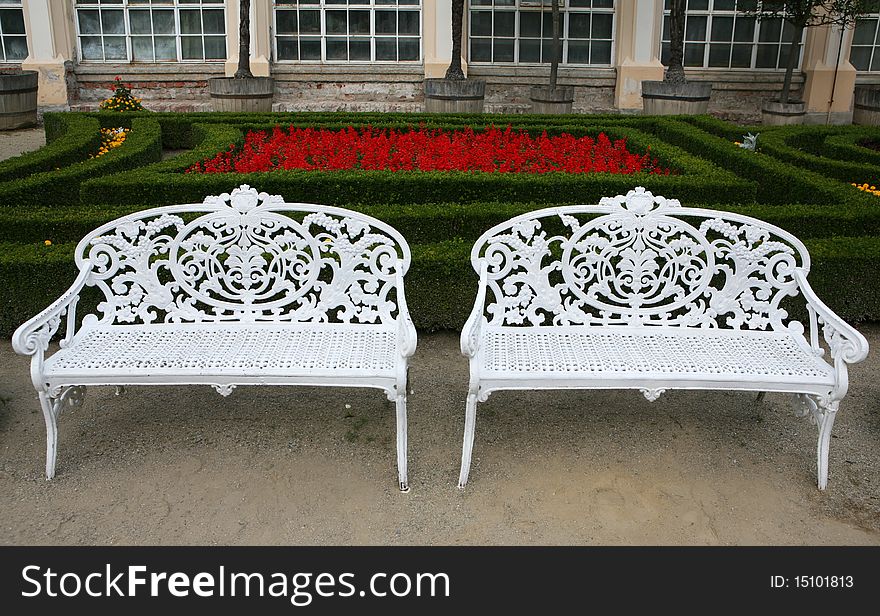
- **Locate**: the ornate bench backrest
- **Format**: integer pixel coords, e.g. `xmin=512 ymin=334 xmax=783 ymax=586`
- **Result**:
xmin=471 ymin=187 xmax=811 ymax=330
xmin=76 ymin=185 xmax=410 ymax=326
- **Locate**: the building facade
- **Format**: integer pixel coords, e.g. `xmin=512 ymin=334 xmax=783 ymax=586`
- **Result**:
xmin=7 ymin=0 xmax=880 ymax=122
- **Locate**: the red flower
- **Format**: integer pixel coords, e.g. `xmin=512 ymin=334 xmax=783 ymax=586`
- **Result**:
xmin=186 ymin=125 xmax=673 ymax=176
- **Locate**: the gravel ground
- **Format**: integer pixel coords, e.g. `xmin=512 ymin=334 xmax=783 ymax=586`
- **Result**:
xmin=0 ymin=127 xmax=45 ymax=161
xmin=0 ymin=329 xmax=878 ymax=546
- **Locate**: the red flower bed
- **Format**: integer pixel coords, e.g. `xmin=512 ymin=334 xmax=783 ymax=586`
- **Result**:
xmin=187 ymin=125 xmax=672 ymax=175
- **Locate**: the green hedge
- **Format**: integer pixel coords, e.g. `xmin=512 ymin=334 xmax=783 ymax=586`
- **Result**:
xmin=3 ymin=234 xmax=878 ymax=336
xmin=823 ymin=132 xmax=880 ymax=167
xmin=649 ymin=119 xmax=876 ymax=206
xmin=0 ymin=115 xmax=100 ymax=182
xmin=756 ymin=127 xmax=880 ymax=184
xmin=0 ymin=117 xmax=163 ymax=207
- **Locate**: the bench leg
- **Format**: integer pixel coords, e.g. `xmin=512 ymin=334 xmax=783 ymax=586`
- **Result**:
xmin=458 ymin=393 xmax=478 ymax=489
xmin=816 ymin=404 xmax=838 ymax=491
xmin=38 ymin=391 xmax=58 ymax=480
xmin=395 ymin=393 xmax=409 ymax=493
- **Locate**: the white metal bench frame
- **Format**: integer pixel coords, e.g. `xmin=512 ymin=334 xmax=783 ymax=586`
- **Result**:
xmin=458 ymin=187 xmax=868 ymax=490
xmin=12 ymin=185 xmax=417 ymax=491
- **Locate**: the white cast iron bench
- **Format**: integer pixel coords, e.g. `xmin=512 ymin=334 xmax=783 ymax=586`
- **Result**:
xmin=12 ymin=185 xmax=417 ymax=491
xmin=458 ymin=187 xmax=868 ymax=490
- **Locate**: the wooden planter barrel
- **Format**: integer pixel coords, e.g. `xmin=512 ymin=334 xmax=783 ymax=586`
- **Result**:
xmin=424 ymin=78 xmax=486 ymax=113
xmin=208 ymin=77 xmax=275 ymax=112
xmin=853 ymin=86 xmax=880 ymax=126
xmin=0 ymin=70 xmax=38 ymax=130
xmin=761 ymin=100 xmax=806 ymax=126
xmin=641 ymin=80 xmax=711 ymax=115
xmin=529 ymin=85 xmax=574 ymax=114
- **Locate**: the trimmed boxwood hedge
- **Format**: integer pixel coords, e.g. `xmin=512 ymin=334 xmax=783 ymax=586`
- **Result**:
xmin=823 ymin=131 xmax=880 ymax=167
xmin=3 ymin=234 xmax=878 ymax=336
xmin=756 ymin=127 xmax=880 ymax=184
xmin=649 ymin=119 xmax=877 ymax=206
xmin=0 ymin=117 xmax=163 ymax=207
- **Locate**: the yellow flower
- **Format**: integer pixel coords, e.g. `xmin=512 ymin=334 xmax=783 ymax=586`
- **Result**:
xmin=44 ymin=240 xmax=52 ymax=246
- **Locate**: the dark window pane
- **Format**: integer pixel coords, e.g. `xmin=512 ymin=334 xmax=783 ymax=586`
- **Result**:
xmin=593 ymin=0 xmax=613 ymax=7
xmin=101 ymin=10 xmax=125 ymax=34
xmin=569 ymin=13 xmax=589 ymax=39
xmin=155 ymin=36 xmax=177 ymax=60
xmin=399 ymin=10 xmax=419 ymax=35
xmin=684 ymin=42 xmax=705 ymax=66
xmin=733 ymin=16 xmax=755 ymax=42
xmin=662 ymin=16 xmax=670 ymax=41
xmin=494 ymin=11 xmax=515 ymax=37
xmin=660 ymin=42 xmax=671 ymax=65
xmin=300 ymin=37 xmax=321 ymax=60
xmin=128 ymin=10 xmax=152 ymax=35
xmin=688 ymin=0 xmax=709 ymax=9
xmin=399 ymin=37 xmax=419 ymax=60
xmin=520 ymin=12 xmax=541 ymax=38
xmin=778 ymin=43 xmax=800 ymax=69
xmin=471 ymin=11 xmax=491 ymax=36
xmin=872 ymin=47 xmax=880 ymax=71
xmin=78 ymin=10 xmax=101 ymax=35
xmin=349 ymin=10 xmax=370 ymax=35
xmin=714 ymin=0 xmax=736 ymax=10
xmin=204 ymin=35 xmax=224 ymax=59
xmin=493 ymin=39 xmax=514 ymax=62
xmin=179 ymin=10 xmax=202 ymax=34
xmin=276 ymin=10 xmax=298 ymax=34
xmin=131 ymin=37 xmax=154 ymax=61
xmin=153 ymin=10 xmax=175 ymax=34
xmin=590 ymin=40 xmax=611 ymax=65
xmin=542 ymin=38 xmax=556 ymax=63
xmin=470 ymin=37 xmax=491 ymax=62
xmin=685 ymin=16 xmax=707 ymax=41
xmin=708 ymin=43 xmax=730 ymax=67
xmin=853 ymin=19 xmax=876 ymax=46
xmin=592 ymin=13 xmax=612 ymax=38
xmin=730 ymin=43 xmax=752 ymax=67
xmin=81 ymin=36 xmax=103 ymax=60
xmin=541 ymin=12 xmax=553 ymax=38
xmin=181 ymin=36 xmax=202 ymax=59
xmin=376 ymin=39 xmax=396 ymax=61
xmin=299 ymin=11 xmax=320 ymax=34
xmin=376 ymin=11 xmax=395 ymax=35
xmin=4 ymin=35 xmax=27 ymax=60
xmin=758 ymin=18 xmax=781 ymax=42
xmin=755 ymin=44 xmax=777 ymax=68
xmin=711 ymin=16 xmax=733 ymax=41
xmin=0 ymin=8 xmax=24 ymax=34
xmin=202 ymin=10 xmax=224 ymax=34
xmin=277 ymin=37 xmax=298 ymax=61
xmin=349 ymin=37 xmax=370 ymax=60
xmin=567 ymin=40 xmax=589 ymax=64
xmin=519 ymin=38 xmax=540 ymax=62
xmin=326 ymin=11 xmax=346 ymax=35
xmin=103 ymin=35 xmax=127 ymax=59
xmin=326 ymin=37 xmax=347 ymax=60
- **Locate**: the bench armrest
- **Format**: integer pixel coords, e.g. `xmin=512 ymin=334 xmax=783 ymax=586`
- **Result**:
xmin=395 ymin=259 xmax=417 ymax=358
xmin=461 ymin=259 xmax=489 ymax=358
xmin=795 ymin=269 xmax=869 ymax=366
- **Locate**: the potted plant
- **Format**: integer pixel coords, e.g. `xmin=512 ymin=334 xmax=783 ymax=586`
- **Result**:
xmin=743 ymin=0 xmax=869 ymax=125
xmin=641 ymin=0 xmax=712 ymax=115
xmin=529 ymin=0 xmax=575 ymax=114
xmin=424 ymin=0 xmax=486 ymax=112
xmin=0 ymin=68 xmax=38 ymax=130
xmin=208 ymin=0 xmax=274 ymax=112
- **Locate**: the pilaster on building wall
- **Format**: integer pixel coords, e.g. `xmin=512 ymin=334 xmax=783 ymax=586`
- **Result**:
xmin=12 ymin=1 xmax=866 ymax=120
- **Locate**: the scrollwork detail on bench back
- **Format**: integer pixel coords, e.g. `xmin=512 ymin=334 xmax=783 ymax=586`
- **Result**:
xmin=475 ymin=187 xmax=806 ymax=330
xmin=77 ymin=185 xmax=409 ymax=326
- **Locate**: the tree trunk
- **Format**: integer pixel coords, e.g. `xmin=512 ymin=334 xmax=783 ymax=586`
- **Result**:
xmin=235 ymin=0 xmax=253 ymax=79
xmin=665 ymin=0 xmax=686 ymax=84
xmin=446 ymin=0 xmax=465 ymax=80
xmin=550 ymin=0 xmax=560 ymax=89
xmin=780 ymin=25 xmax=804 ymax=104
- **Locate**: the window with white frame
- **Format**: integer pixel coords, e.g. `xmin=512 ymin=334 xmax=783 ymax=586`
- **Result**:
xmin=851 ymin=14 xmax=880 ymax=71
xmin=75 ymin=0 xmax=226 ymax=62
xmin=468 ymin=0 xmax=615 ymax=66
xmin=274 ymin=1 xmax=421 ymax=62
xmin=0 ymin=0 xmax=26 ymax=63
xmin=660 ymin=0 xmax=801 ymax=69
